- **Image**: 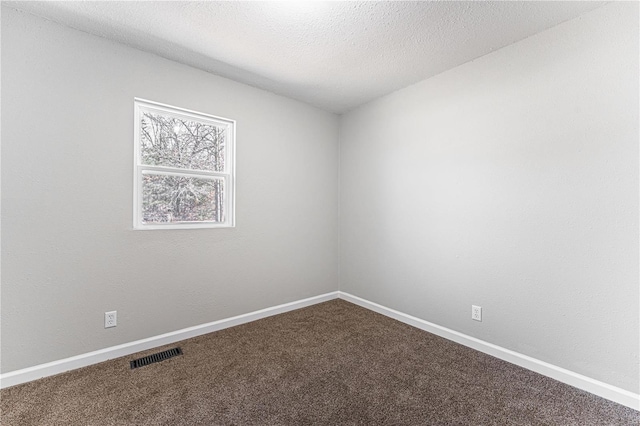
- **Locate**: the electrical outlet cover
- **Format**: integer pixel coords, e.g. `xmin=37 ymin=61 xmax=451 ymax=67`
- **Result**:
xmin=105 ymin=311 xmax=117 ymax=328
xmin=472 ymin=305 xmax=482 ymax=321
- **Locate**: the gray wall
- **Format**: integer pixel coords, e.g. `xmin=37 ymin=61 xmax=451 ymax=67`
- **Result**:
xmin=1 ymin=7 xmax=339 ymax=372
xmin=339 ymin=2 xmax=639 ymax=393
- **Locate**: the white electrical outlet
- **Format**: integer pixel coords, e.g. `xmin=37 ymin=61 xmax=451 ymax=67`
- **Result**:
xmin=105 ymin=311 xmax=117 ymax=328
xmin=472 ymin=305 xmax=482 ymax=322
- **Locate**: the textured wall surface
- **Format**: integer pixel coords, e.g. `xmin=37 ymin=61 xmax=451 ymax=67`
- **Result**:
xmin=1 ymin=7 xmax=339 ymax=372
xmin=340 ymin=2 xmax=639 ymax=393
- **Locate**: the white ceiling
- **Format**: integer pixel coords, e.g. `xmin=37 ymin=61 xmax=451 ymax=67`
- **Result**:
xmin=6 ymin=1 xmax=607 ymax=113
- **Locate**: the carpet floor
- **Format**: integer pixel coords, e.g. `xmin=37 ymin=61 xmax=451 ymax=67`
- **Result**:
xmin=1 ymin=299 xmax=638 ymax=425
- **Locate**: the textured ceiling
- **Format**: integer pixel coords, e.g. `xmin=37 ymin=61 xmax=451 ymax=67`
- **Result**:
xmin=6 ymin=1 xmax=607 ymax=113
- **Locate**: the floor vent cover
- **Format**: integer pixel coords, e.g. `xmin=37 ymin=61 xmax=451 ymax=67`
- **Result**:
xmin=130 ymin=347 xmax=182 ymax=369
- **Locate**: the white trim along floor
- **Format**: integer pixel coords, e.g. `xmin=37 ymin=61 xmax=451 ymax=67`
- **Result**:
xmin=1 ymin=291 xmax=638 ymax=411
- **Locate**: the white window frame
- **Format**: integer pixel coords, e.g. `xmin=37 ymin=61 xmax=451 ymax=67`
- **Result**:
xmin=133 ymin=98 xmax=235 ymax=230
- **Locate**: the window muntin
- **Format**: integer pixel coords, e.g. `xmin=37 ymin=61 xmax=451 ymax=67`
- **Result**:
xmin=134 ymin=99 xmax=235 ymax=229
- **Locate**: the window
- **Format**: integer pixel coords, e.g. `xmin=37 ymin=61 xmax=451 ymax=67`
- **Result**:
xmin=133 ymin=99 xmax=235 ymax=229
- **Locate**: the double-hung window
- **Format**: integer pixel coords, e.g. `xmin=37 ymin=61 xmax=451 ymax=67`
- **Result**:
xmin=134 ymin=99 xmax=235 ymax=229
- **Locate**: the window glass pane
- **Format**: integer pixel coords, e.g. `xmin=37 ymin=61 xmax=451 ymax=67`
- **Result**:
xmin=140 ymin=111 xmax=226 ymax=172
xmin=142 ymin=173 xmax=225 ymax=223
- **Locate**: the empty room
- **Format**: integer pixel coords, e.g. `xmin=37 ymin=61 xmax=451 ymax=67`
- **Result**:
xmin=1 ymin=1 xmax=638 ymax=424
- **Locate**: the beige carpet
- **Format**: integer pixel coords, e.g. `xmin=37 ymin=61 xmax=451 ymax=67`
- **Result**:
xmin=1 ymin=300 xmax=638 ymax=425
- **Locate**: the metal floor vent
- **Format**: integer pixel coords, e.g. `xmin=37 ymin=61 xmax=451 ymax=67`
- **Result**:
xmin=130 ymin=347 xmax=182 ymax=369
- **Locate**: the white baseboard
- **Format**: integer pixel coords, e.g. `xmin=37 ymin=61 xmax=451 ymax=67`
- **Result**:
xmin=0 ymin=291 xmax=340 ymax=389
xmin=338 ymin=291 xmax=640 ymax=411
xmin=2 ymin=290 xmax=638 ymax=412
